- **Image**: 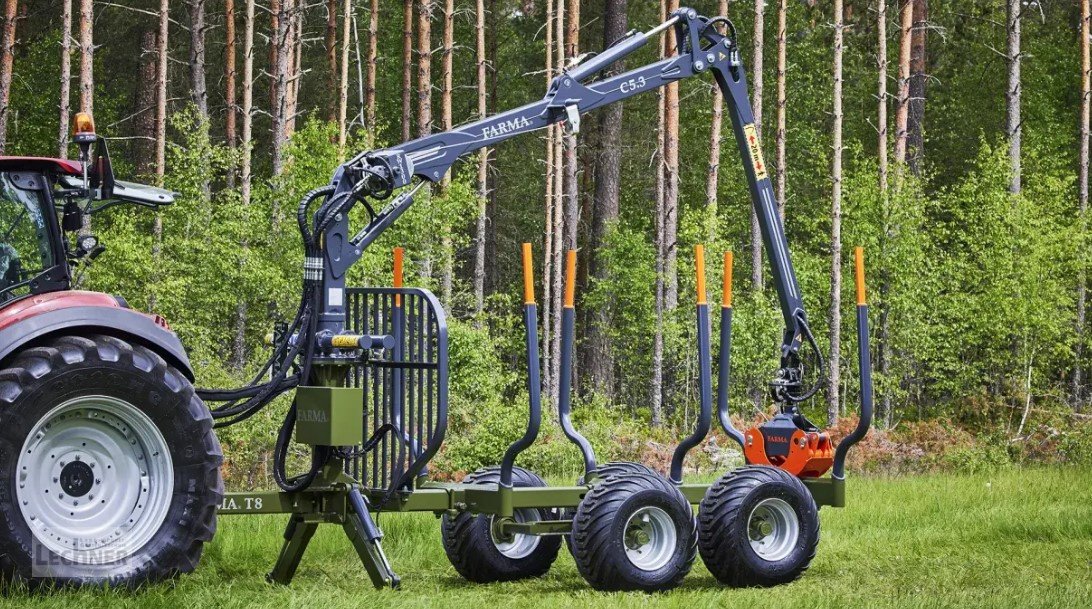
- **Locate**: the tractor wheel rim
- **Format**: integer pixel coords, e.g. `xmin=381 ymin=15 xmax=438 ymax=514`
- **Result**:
xmin=16 ymin=395 xmax=174 ymax=565
xmin=747 ymin=498 xmax=799 ymax=562
xmin=489 ymin=508 xmax=541 ymax=559
xmin=623 ymin=506 xmax=677 ymax=571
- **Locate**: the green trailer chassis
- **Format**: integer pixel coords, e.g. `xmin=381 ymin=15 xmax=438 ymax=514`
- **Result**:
xmin=217 ymin=460 xmax=846 ymax=589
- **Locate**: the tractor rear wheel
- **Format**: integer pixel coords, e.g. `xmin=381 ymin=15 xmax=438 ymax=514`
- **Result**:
xmin=0 ymin=335 xmax=222 ymax=588
xmin=570 ymin=472 xmax=696 ymax=592
xmin=440 ymin=466 xmax=562 ymax=583
xmin=697 ymin=465 xmax=819 ymax=587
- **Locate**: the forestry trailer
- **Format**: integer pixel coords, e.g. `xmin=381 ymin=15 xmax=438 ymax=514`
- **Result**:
xmin=0 ymin=9 xmax=871 ymax=592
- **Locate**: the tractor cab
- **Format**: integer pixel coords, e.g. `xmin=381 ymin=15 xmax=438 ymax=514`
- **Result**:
xmin=0 ymin=113 xmax=175 ymax=304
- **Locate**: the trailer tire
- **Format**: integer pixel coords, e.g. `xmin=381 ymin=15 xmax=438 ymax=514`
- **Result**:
xmin=565 ymin=461 xmax=664 ymax=554
xmin=571 ymin=472 xmax=696 ymax=592
xmin=440 ymin=466 xmax=561 ymax=583
xmin=698 ymin=465 xmax=819 ymax=587
xmin=0 ymin=334 xmax=222 ymax=589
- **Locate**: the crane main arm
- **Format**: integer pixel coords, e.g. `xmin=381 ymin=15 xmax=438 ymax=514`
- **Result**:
xmin=314 ymin=7 xmax=821 ymax=408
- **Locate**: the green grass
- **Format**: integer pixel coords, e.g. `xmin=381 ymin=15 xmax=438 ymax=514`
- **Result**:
xmin=6 ymin=468 xmax=1092 ymax=609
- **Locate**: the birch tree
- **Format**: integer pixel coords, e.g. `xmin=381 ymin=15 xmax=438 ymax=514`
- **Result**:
xmin=1006 ymin=0 xmax=1021 ymax=194
xmin=828 ymin=0 xmax=845 ymax=425
xmin=473 ymin=0 xmax=489 ymax=314
xmin=774 ymin=0 xmax=787 ymax=217
xmin=750 ymin=0 xmax=765 ymax=290
xmin=440 ymin=0 xmax=454 ymax=302
xmin=1076 ymin=0 xmax=1090 ymax=411
xmin=663 ymin=0 xmax=680 ymax=310
xmin=705 ymin=0 xmax=728 ymax=243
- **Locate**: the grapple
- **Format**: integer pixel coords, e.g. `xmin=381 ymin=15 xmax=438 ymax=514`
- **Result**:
xmin=743 ymin=413 xmax=834 ymax=478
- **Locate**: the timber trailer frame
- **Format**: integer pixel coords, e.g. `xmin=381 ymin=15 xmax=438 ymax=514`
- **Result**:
xmin=0 ymin=8 xmax=871 ymax=593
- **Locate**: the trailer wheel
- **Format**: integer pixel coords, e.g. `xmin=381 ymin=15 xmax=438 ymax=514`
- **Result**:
xmin=565 ymin=461 xmax=663 ymax=554
xmin=440 ymin=466 xmax=561 ymax=583
xmin=698 ymin=465 xmax=819 ymax=587
xmin=570 ymin=472 xmax=696 ymax=592
xmin=0 ymin=335 xmax=222 ymax=588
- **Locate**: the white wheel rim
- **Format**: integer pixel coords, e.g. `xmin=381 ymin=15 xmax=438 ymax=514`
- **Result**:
xmin=747 ymin=498 xmax=799 ymax=562
xmin=490 ymin=508 xmax=541 ymax=559
xmin=623 ymin=506 xmax=677 ymax=571
xmin=16 ymin=396 xmax=174 ymax=565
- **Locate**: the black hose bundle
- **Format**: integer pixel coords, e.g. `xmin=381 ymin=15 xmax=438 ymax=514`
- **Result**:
xmin=196 ymin=162 xmax=396 ymax=493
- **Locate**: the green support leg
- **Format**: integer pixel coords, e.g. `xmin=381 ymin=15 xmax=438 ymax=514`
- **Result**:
xmin=267 ymin=516 xmax=319 ymax=585
xmin=344 ymin=488 xmax=401 ymax=589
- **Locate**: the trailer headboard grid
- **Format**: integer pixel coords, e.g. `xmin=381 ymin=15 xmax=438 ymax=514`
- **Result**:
xmin=344 ymin=287 xmax=448 ymax=492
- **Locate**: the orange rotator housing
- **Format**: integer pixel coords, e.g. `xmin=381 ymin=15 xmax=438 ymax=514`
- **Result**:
xmin=743 ymin=414 xmax=834 ymax=478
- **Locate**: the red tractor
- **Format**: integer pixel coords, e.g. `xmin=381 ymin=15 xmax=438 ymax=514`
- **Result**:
xmin=0 ymin=115 xmax=222 ymax=586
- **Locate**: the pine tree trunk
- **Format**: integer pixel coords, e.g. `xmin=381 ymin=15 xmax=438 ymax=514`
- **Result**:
xmin=402 ymin=0 xmax=413 ymax=141
xmin=893 ymin=0 xmax=912 ymax=168
xmin=338 ymin=0 xmax=352 ymax=155
xmin=472 ymin=0 xmax=489 ymax=315
xmin=705 ymin=2 xmax=727 ymax=244
xmin=439 ymin=0 xmax=454 ymax=303
xmin=1006 ymin=0 xmax=1021 ymax=195
xmin=58 ymin=0 xmax=72 ymax=158
xmin=135 ymin=30 xmax=157 ymax=177
xmin=1075 ymin=0 xmax=1091 ymax=412
xmin=774 ymin=0 xmax=787 ymax=218
xmin=750 ymin=0 xmax=765 ymax=290
xmin=326 ymin=0 xmax=338 ymax=122
xmin=907 ymin=0 xmax=926 ymax=175
xmin=270 ymin=0 xmax=280 ymax=108
xmin=188 ymin=0 xmax=208 ymax=120
xmin=77 ymin=0 xmax=92 ymax=236
xmin=663 ymin=0 xmax=680 ymax=311
xmin=416 ymin=0 xmax=432 ymax=138
xmin=78 ymin=0 xmax=92 ymax=115
xmin=0 ymin=0 xmax=20 ymax=155
xmin=584 ymin=0 xmax=628 ymax=400
xmin=828 ymin=0 xmax=845 ymax=426
xmin=233 ymin=0 xmax=256 ymax=369
xmin=287 ymin=6 xmax=303 ymax=136
xmin=225 ymin=0 xmax=238 ymax=188
xmin=271 ymin=0 xmax=291 ymax=178
xmin=366 ymin=0 xmax=378 ymax=128
xmin=240 ymin=0 xmax=255 ymax=206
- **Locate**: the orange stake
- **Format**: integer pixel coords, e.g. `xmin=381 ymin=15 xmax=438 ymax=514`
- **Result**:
xmin=564 ymin=250 xmax=576 ymax=309
xmin=854 ymin=246 xmax=867 ymax=306
xmin=722 ymin=251 xmax=733 ymax=308
xmin=695 ymin=245 xmax=707 ymax=305
xmin=393 ymin=247 xmax=404 ymax=306
xmin=521 ymin=243 xmax=535 ymax=305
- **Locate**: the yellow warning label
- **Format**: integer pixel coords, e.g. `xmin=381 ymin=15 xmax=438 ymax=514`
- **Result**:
xmin=331 ymin=335 xmax=360 ymax=348
xmin=743 ymin=123 xmax=769 ymax=181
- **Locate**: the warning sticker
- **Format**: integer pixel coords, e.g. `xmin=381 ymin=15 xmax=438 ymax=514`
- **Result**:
xmin=743 ymin=123 xmax=769 ymax=181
